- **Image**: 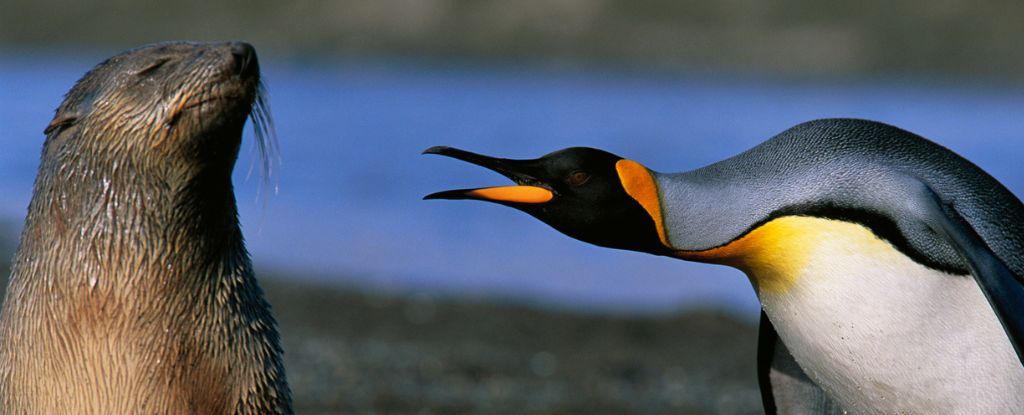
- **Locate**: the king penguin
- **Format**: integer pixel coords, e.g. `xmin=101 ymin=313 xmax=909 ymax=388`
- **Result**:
xmin=424 ymin=118 xmax=1024 ymax=414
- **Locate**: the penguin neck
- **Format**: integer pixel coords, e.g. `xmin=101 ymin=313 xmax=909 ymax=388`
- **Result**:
xmin=650 ymin=169 xmax=763 ymax=251
xmin=648 ymin=170 xmax=831 ymax=294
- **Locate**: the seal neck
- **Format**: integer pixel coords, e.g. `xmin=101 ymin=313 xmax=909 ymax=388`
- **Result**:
xmin=12 ymin=143 xmax=246 ymax=295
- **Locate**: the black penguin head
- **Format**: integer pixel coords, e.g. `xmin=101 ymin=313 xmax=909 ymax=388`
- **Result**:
xmin=424 ymin=146 xmax=671 ymax=255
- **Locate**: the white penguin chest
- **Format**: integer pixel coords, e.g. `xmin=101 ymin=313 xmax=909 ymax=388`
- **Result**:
xmin=748 ymin=217 xmax=1024 ymax=414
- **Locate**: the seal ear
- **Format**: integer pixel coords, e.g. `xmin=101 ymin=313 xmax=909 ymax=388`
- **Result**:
xmin=44 ymin=114 xmax=79 ymax=136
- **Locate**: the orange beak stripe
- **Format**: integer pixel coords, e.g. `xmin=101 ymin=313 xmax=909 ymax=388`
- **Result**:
xmin=466 ymin=186 xmax=554 ymax=204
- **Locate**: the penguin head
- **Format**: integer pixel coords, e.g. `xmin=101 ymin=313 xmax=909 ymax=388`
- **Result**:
xmin=424 ymin=146 xmax=671 ymax=255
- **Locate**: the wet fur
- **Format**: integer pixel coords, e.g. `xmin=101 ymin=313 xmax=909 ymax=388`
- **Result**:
xmin=0 ymin=42 xmax=290 ymax=414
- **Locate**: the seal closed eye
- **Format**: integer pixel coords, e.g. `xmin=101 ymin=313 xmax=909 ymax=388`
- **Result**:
xmin=425 ymin=118 xmax=1024 ymax=414
xmin=0 ymin=41 xmax=291 ymax=414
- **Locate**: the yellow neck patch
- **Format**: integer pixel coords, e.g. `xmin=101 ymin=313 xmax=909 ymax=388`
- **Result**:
xmin=615 ymin=159 xmax=670 ymax=247
xmin=614 ymin=161 xmax=896 ymax=296
xmin=674 ymin=216 xmax=894 ymax=294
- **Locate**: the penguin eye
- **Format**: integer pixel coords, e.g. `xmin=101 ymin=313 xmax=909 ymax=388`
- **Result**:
xmin=566 ymin=170 xmax=590 ymax=187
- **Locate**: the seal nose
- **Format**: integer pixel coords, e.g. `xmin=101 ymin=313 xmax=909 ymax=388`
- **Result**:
xmin=229 ymin=42 xmax=259 ymax=78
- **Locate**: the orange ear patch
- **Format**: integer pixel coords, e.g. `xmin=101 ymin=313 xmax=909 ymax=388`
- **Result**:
xmin=616 ymin=159 xmax=670 ymax=247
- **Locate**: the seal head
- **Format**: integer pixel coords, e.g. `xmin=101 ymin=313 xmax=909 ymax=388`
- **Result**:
xmin=45 ymin=41 xmax=273 ymax=178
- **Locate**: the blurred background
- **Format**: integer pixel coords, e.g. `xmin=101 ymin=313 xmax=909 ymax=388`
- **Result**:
xmin=1 ymin=1 xmax=1022 ymax=413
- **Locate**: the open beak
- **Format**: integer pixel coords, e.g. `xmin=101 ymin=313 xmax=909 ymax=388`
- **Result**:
xmin=423 ymin=146 xmax=554 ymax=204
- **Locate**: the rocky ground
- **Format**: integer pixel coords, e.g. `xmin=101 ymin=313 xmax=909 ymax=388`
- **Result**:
xmin=267 ymin=279 xmax=761 ymax=414
xmin=0 ymin=235 xmax=762 ymax=414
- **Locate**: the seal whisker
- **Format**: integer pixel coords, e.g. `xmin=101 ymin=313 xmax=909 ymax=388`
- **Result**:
xmin=249 ymin=81 xmax=279 ymax=197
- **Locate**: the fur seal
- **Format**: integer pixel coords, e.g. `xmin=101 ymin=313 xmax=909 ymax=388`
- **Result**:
xmin=0 ymin=41 xmax=292 ymax=414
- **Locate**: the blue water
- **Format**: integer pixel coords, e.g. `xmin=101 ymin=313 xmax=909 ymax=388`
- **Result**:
xmin=2 ymin=54 xmax=1022 ymax=315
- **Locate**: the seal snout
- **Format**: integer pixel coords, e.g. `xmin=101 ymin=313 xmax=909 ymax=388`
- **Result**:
xmin=229 ymin=42 xmax=259 ymax=78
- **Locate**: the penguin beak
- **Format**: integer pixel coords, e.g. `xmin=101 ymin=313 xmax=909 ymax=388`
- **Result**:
xmin=422 ymin=146 xmax=554 ymax=204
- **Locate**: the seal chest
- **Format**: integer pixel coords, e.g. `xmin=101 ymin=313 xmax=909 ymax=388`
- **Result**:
xmin=0 ymin=42 xmax=291 ymax=414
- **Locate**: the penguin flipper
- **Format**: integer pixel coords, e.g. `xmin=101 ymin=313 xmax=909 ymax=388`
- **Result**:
xmin=910 ymin=180 xmax=1024 ymax=364
xmin=758 ymin=311 xmax=845 ymax=414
